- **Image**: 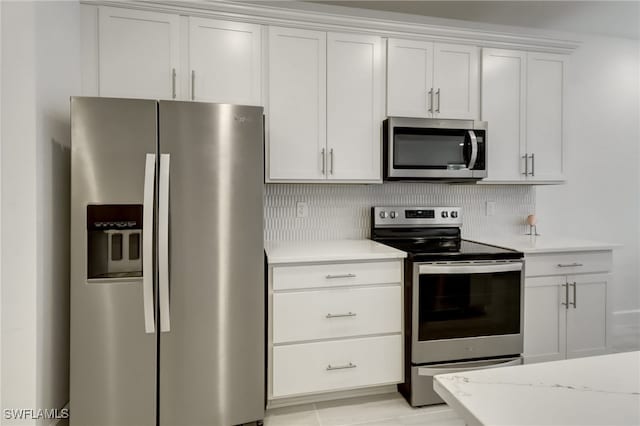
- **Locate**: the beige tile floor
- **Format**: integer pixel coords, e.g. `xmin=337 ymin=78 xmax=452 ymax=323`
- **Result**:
xmin=264 ymin=392 xmax=464 ymax=426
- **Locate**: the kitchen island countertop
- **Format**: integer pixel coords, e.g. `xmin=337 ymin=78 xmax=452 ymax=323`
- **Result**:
xmin=434 ymin=351 xmax=640 ymax=426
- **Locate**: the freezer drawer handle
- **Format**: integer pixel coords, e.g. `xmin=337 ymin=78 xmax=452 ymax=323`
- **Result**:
xmin=326 ymin=312 xmax=357 ymax=319
xmin=327 ymin=362 xmax=357 ymax=371
xmin=158 ymin=154 xmax=171 ymax=332
xmin=325 ymin=273 xmax=356 ymax=279
xmin=557 ymin=262 xmax=583 ymax=268
xmin=142 ymin=154 xmax=156 ymax=334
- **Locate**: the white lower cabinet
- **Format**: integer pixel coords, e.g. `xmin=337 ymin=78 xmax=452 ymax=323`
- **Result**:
xmin=523 ymin=250 xmax=612 ymax=364
xmin=268 ymin=259 xmax=403 ymax=402
xmin=272 ymin=335 xmax=402 ymax=398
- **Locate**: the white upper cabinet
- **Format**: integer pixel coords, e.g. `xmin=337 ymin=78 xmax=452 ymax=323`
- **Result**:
xmin=267 ymin=26 xmax=327 ymax=181
xmin=98 ymin=7 xmax=180 ymax=99
xmin=188 ymin=18 xmax=262 ymax=105
xmin=327 ymin=32 xmax=383 ymax=181
xmin=481 ymin=49 xmax=527 ymax=181
xmin=526 ymin=53 xmax=566 ymax=181
xmin=481 ymin=48 xmax=567 ymax=183
xmin=386 ymin=39 xmax=433 ymax=118
xmin=432 ymin=43 xmax=480 ymax=120
xmin=387 ymin=39 xmax=479 ymax=119
xmin=267 ymin=28 xmax=383 ymax=183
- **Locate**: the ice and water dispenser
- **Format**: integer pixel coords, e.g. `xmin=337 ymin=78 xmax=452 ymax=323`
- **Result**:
xmin=87 ymin=204 xmax=143 ymax=279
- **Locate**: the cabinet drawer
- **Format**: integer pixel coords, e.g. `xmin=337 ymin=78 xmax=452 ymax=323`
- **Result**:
xmin=273 ymin=261 xmax=401 ymax=290
xmin=526 ymin=251 xmax=612 ymax=277
xmin=273 ymin=285 xmax=401 ymax=343
xmin=272 ymin=335 xmax=402 ymax=398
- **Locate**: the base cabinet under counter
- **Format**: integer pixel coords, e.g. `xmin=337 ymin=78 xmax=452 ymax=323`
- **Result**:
xmin=266 ymin=254 xmax=404 ymax=405
xmin=523 ymin=250 xmax=613 ymax=364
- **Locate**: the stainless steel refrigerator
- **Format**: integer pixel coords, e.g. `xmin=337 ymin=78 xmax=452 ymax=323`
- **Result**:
xmin=70 ymin=97 xmax=264 ymax=426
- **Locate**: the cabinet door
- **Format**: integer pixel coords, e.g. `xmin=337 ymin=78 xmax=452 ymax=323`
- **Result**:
xmin=526 ymin=53 xmax=566 ymax=181
xmin=387 ymin=39 xmax=433 ymax=118
xmin=327 ymin=32 xmax=383 ymax=181
xmin=566 ymin=274 xmax=609 ymax=359
xmin=433 ymin=43 xmax=479 ymax=119
xmin=98 ymin=7 xmax=180 ymax=99
xmin=481 ymin=49 xmax=527 ymax=181
xmin=189 ymin=18 xmax=261 ymax=105
xmin=523 ymin=276 xmax=567 ymax=363
xmin=267 ymin=27 xmax=326 ymax=181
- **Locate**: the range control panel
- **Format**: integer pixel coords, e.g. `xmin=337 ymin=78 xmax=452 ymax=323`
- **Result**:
xmin=373 ymin=206 xmax=462 ymax=227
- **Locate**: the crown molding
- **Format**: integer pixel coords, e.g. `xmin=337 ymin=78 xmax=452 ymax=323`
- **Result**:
xmin=83 ymin=0 xmax=581 ymax=53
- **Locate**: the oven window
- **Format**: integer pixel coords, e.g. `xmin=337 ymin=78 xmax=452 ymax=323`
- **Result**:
xmin=393 ymin=128 xmax=470 ymax=169
xmin=418 ymin=270 xmax=521 ymax=341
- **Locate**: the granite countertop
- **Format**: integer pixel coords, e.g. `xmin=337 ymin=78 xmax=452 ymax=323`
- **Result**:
xmin=434 ymin=351 xmax=640 ymax=426
xmin=264 ymin=239 xmax=407 ymax=264
xmin=469 ymin=234 xmax=621 ymax=254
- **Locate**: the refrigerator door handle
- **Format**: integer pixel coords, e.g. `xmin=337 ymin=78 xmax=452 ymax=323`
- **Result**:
xmin=143 ymin=154 xmax=156 ymax=334
xmin=159 ymin=153 xmax=171 ymax=332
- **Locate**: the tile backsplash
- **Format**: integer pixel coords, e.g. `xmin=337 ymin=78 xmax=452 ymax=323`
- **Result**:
xmin=265 ymin=183 xmax=535 ymax=241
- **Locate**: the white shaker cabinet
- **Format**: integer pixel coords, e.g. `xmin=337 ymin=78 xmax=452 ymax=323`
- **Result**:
xmin=526 ymin=53 xmax=566 ymax=181
xmin=523 ymin=251 xmax=612 ymax=364
xmin=387 ymin=39 xmax=479 ymax=120
xmin=267 ymin=26 xmax=327 ymax=181
xmin=481 ymin=48 xmax=566 ymax=183
xmin=327 ymin=32 xmax=383 ymax=181
xmin=98 ymin=7 xmax=181 ymax=100
xmin=188 ymin=17 xmax=262 ymax=105
xmin=267 ymin=27 xmax=383 ymax=182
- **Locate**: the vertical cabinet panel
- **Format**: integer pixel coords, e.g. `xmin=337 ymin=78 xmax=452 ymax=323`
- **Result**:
xmin=523 ymin=277 xmax=567 ymax=363
xmin=327 ymin=32 xmax=383 ymax=181
xmin=566 ymin=274 xmax=608 ymax=359
xmin=433 ymin=43 xmax=479 ymax=119
xmin=481 ymin=49 xmax=527 ymax=181
xmin=526 ymin=53 xmax=566 ymax=181
xmin=386 ymin=39 xmax=433 ymax=118
xmin=189 ymin=18 xmax=261 ymax=105
xmin=98 ymin=7 xmax=180 ymax=99
xmin=267 ymin=27 xmax=326 ymax=181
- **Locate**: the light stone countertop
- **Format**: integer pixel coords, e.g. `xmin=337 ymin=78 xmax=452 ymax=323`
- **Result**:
xmin=434 ymin=351 xmax=640 ymax=426
xmin=264 ymin=239 xmax=407 ymax=264
xmin=469 ymin=234 xmax=621 ymax=254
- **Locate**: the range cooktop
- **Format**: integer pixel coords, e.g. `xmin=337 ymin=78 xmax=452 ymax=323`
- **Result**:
xmin=371 ymin=206 xmax=523 ymax=262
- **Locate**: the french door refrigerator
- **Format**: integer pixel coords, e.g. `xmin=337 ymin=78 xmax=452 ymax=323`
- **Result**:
xmin=70 ymin=97 xmax=264 ymax=426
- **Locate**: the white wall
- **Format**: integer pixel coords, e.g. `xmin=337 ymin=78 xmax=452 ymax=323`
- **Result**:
xmin=536 ymin=34 xmax=640 ymax=323
xmin=1 ymin=2 xmax=39 ymax=422
xmin=1 ymin=1 xmax=80 ymax=424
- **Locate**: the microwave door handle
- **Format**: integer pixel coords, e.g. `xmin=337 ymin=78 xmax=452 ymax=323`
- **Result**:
xmin=467 ymin=130 xmax=478 ymax=170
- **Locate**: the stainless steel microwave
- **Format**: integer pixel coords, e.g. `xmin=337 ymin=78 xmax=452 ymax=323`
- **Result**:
xmin=383 ymin=117 xmax=487 ymax=181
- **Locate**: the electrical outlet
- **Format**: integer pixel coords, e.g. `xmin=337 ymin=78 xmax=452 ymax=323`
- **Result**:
xmin=296 ymin=201 xmax=308 ymax=218
xmin=486 ymin=201 xmax=496 ymax=216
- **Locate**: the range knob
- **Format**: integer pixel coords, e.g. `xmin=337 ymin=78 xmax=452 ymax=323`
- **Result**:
xmin=451 ymin=211 xmax=458 ymax=218
xmin=390 ymin=211 xmax=397 ymax=219
xmin=441 ymin=211 xmax=449 ymax=218
xmin=379 ymin=211 xmax=388 ymax=219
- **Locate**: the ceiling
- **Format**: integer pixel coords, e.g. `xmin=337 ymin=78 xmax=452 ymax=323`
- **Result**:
xmin=308 ymin=1 xmax=640 ymax=40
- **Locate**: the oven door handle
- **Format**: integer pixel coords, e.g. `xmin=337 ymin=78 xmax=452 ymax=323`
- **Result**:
xmin=418 ymin=357 xmax=522 ymax=377
xmin=418 ymin=262 xmax=522 ymax=275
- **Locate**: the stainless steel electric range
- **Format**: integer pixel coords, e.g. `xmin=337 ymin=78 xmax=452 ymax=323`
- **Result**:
xmin=371 ymin=206 xmax=525 ymax=407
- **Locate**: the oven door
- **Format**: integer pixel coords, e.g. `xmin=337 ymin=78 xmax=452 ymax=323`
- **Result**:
xmin=412 ymin=261 xmax=523 ymax=363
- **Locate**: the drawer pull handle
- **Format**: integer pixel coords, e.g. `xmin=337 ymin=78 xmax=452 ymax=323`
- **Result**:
xmin=326 ymin=312 xmax=357 ymax=319
xmin=557 ymin=263 xmax=584 ymax=268
xmin=326 ymin=362 xmax=357 ymax=371
xmin=325 ymin=273 xmax=356 ymax=279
